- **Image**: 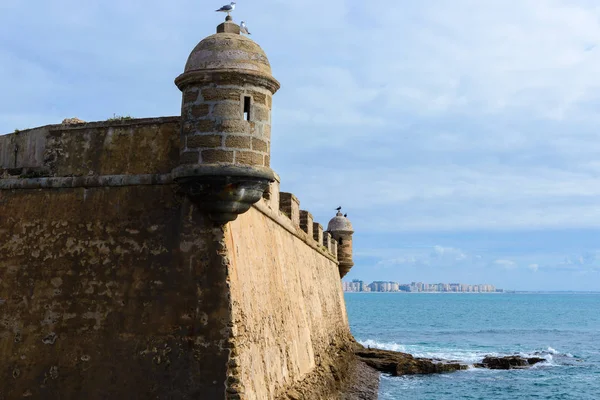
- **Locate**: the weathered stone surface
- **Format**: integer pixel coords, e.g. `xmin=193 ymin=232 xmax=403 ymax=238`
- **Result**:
xmin=194 ymin=119 xmax=216 ymax=133
xmin=474 ymin=356 xmax=546 ymax=370
xmin=235 ymin=150 xmax=263 ymax=166
xmin=313 ymin=222 xmax=324 ymax=245
xmin=180 ymin=150 xmax=199 ymax=164
xmin=323 ymin=231 xmax=332 ymax=253
xmin=0 ymin=118 xmax=181 ymax=175
xmin=218 ymin=119 xmax=250 ymax=134
xmin=228 ymin=206 xmax=353 ymax=399
xmin=299 ymin=210 xmax=314 ymax=237
xmin=248 ymin=90 xmax=267 ymax=106
xmin=183 ymin=89 xmax=199 ymax=103
xmin=280 ymin=192 xmax=300 ymax=226
xmin=263 ymin=124 xmax=271 ymax=139
xmin=202 ymin=87 xmax=243 ymax=102
xmin=213 ymin=102 xmax=242 ymax=119
xmin=252 ymin=138 xmax=268 ymax=152
xmin=181 ymin=33 xmax=274 ymax=77
xmin=190 ymin=104 xmax=210 ymax=118
xmin=0 ymin=187 xmax=232 ymax=399
xmin=251 ymin=105 xmax=269 ymax=122
xmin=225 ymin=135 xmax=252 ymax=149
xmin=187 ymin=134 xmax=222 ymax=148
xmin=201 ymin=149 xmax=234 ymax=163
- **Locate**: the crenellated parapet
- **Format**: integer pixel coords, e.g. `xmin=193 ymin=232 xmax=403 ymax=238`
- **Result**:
xmin=256 ymin=188 xmax=336 ymax=261
xmin=299 ymin=210 xmax=313 ymax=237
xmin=279 ymin=192 xmax=300 ymax=226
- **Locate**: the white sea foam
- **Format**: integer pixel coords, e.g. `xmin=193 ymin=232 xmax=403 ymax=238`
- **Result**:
xmin=359 ymin=339 xmax=569 ymax=367
xmin=358 ymin=339 xmax=493 ymax=363
xmin=359 ymin=339 xmax=407 ymax=353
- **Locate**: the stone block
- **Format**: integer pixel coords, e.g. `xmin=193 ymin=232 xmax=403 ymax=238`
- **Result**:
xmin=235 ymin=151 xmax=263 ymax=166
xmin=183 ymin=89 xmax=199 ymax=103
xmin=202 ymin=88 xmax=244 ymax=102
xmin=299 ymin=211 xmax=313 ymax=237
xmin=313 ymin=223 xmax=323 ymax=245
xmin=213 ymin=103 xmax=242 ymax=119
xmin=323 ymin=232 xmax=332 ymax=253
xmin=180 ymin=151 xmax=199 ymax=164
xmin=195 ymin=120 xmax=216 ymax=133
xmin=263 ymin=155 xmax=270 ymax=167
xmin=218 ymin=120 xmax=250 ymax=134
xmin=187 ymin=135 xmax=222 ymax=149
xmin=225 ymin=135 xmax=251 ymax=149
xmin=248 ymin=90 xmax=267 ymax=106
xmin=251 ymin=138 xmax=268 ymax=153
xmin=279 ymin=192 xmax=300 ymax=227
xmin=249 ymin=122 xmax=260 ymax=136
xmin=201 ymin=149 xmax=234 ymax=163
xmin=262 ymin=124 xmax=271 ymax=139
xmin=217 ymin=20 xmax=240 ymax=34
xmin=190 ymin=104 xmax=210 ymax=118
xmin=251 ymin=105 xmax=269 ymax=122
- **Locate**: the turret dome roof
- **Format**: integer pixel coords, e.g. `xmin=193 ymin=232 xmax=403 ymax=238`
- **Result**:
xmin=184 ymin=31 xmax=272 ymax=76
xmin=327 ymin=212 xmax=354 ymax=233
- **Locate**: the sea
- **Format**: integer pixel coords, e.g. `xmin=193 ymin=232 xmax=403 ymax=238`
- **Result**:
xmin=345 ymin=293 xmax=600 ymax=400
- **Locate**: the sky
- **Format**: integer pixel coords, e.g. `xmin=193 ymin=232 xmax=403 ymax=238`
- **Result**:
xmin=2 ymin=0 xmax=600 ymax=291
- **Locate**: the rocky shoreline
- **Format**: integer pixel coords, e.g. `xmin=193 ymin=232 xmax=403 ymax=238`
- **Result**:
xmin=338 ymin=341 xmax=552 ymax=399
xmin=353 ymin=342 xmax=547 ymax=377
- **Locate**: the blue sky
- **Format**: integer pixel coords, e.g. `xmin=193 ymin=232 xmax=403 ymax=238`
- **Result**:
xmin=2 ymin=0 xmax=600 ymax=290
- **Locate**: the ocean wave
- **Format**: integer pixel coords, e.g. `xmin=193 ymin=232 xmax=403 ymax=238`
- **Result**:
xmin=358 ymin=339 xmax=496 ymax=363
xmin=358 ymin=339 xmax=572 ymax=366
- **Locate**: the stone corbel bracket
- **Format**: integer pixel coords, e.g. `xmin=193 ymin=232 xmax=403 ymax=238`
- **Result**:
xmin=172 ymin=164 xmax=274 ymax=224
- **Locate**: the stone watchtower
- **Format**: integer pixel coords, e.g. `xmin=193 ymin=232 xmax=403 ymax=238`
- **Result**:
xmin=172 ymin=18 xmax=280 ymax=223
xmin=328 ymin=212 xmax=355 ymax=277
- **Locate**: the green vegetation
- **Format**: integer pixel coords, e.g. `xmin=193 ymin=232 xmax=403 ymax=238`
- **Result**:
xmin=106 ymin=114 xmax=134 ymax=122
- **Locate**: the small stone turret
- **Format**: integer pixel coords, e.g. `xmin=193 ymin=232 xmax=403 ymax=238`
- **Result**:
xmin=172 ymin=17 xmax=280 ymax=223
xmin=327 ymin=211 xmax=355 ymax=278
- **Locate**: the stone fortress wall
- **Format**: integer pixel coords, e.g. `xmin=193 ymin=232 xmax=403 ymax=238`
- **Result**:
xmin=0 ymin=118 xmax=354 ymax=399
xmin=0 ymin=17 xmax=361 ymax=400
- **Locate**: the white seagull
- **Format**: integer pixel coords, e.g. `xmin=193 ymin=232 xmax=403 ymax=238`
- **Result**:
xmin=216 ymin=2 xmax=236 ymax=16
xmin=240 ymin=21 xmax=251 ymax=35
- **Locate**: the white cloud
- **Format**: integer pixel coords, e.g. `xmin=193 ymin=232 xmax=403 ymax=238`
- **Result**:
xmin=528 ymin=264 xmax=540 ymax=272
xmin=5 ymin=0 xmax=600 ymax=237
xmin=495 ymin=260 xmax=517 ymax=269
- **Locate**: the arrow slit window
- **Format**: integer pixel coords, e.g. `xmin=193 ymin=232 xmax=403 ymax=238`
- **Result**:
xmin=243 ymin=96 xmax=251 ymax=121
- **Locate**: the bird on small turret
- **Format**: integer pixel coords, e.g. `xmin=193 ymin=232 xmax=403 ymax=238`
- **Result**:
xmin=216 ymin=2 xmax=236 ymax=16
xmin=240 ymin=21 xmax=251 ymax=35
xmin=335 ymin=206 xmax=342 ymax=211
xmin=344 ymin=213 xmax=347 ymax=218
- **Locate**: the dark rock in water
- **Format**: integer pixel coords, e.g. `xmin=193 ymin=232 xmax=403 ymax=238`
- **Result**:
xmin=474 ymin=356 xmax=546 ymax=370
xmin=354 ymin=344 xmax=468 ymax=376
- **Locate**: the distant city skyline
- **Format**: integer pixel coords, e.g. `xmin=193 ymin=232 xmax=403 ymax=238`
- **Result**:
xmin=343 ymin=279 xmax=501 ymax=293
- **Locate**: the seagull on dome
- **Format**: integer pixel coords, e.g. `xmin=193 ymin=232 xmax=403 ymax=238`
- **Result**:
xmin=335 ymin=206 xmax=342 ymax=211
xmin=216 ymin=2 xmax=236 ymax=16
xmin=240 ymin=21 xmax=251 ymax=35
